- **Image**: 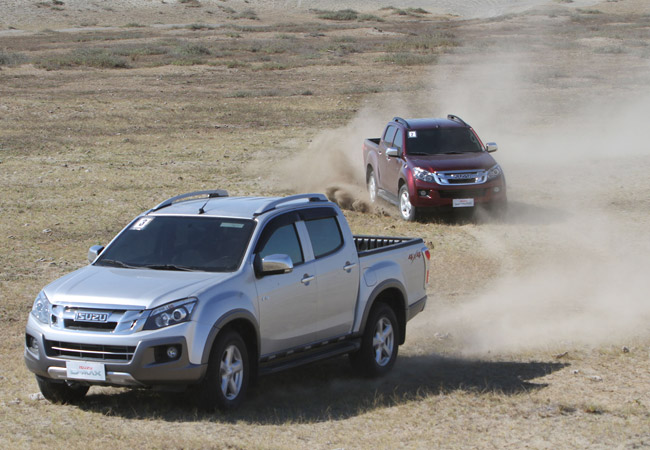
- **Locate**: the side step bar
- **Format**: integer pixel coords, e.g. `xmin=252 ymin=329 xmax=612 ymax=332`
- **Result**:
xmin=258 ymin=340 xmax=360 ymax=376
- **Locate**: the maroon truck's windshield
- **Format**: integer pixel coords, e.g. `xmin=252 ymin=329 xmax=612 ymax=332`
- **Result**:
xmin=406 ymin=127 xmax=482 ymax=155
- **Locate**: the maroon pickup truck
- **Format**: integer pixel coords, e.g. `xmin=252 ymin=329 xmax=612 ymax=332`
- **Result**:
xmin=363 ymin=115 xmax=507 ymax=220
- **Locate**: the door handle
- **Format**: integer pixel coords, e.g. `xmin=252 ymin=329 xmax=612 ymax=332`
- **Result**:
xmin=343 ymin=262 xmax=357 ymax=272
xmin=301 ymin=274 xmax=315 ymax=284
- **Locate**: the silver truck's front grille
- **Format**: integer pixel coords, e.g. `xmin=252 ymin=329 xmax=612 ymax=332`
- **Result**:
xmin=50 ymin=305 xmax=145 ymax=334
xmin=45 ymin=340 xmax=136 ymax=362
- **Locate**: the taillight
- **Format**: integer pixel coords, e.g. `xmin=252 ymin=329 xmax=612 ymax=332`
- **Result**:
xmin=424 ymin=247 xmax=431 ymax=285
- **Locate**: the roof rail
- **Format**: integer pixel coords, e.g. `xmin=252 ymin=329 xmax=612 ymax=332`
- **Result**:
xmin=254 ymin=193 xmax=328 ymax=216
xmin=392 ymin=116 xmax=410 ymax=129
xmin=447 ymin=114 xmax=469 ymax=127
xmin=151 ymin=189 xmax=229 ymax=212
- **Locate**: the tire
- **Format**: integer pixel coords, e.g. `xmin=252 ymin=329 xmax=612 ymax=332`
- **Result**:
xmin=36 ymin=375 xmax=89 ymax=404
xmin=399 ymin=184 xmax=417 ymax=221
xmin=350 ymin=303 xmax=399 ymax=377
xmin=367 ymin=169 xmax=378 ymax=204
xmin=198 ymin=330 xmax=249 ymax=411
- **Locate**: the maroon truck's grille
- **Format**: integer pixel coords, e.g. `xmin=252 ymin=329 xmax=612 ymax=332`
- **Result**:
xmin=439 ymin=189 xmax=487 ymax=199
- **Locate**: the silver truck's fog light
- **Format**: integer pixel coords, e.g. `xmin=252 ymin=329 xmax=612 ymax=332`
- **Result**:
xmin=166 ymin=346 xmax=180 ymax=360
xmin=26 ymin=334 xmax=39 ymax=353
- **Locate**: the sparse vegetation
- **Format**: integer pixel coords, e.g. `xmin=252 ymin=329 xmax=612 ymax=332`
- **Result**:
xmin=377 ymin=52 xmax=437 ymax=65
xmin=232 ymin=9 xmax=259 ymax=20
xmin=380 ymin=6 xmax=430 ymax=16
xmin=1 ymin=3 xmax=649 ymax=449
xmin=312 ymin=9 xmax=359 ymax=21
xmin=35 ymin=48 xmax=129 ymax=70
xmin=0 ymin=51 xmax=28 ymax=66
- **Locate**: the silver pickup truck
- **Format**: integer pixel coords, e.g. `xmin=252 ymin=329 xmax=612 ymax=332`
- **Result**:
xmin=25 ymin=191 xmax=429 ymax=410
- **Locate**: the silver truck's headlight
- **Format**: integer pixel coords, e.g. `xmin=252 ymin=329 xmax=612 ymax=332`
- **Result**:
xmin=487 ymin=164 xmax=503 ymax=181
xmin=413 ymin=167 xmax=435 ymax=183
xmin=143 ymin=299 xmax=197 ymax=330
xmin=31 ymin=291 xmax=52 ymax=325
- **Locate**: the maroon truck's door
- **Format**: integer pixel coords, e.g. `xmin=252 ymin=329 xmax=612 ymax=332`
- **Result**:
xmin=376 ymin=125 xmax=397 ymax=192
xmin=382 ymin=127 xmax=404 ymax=195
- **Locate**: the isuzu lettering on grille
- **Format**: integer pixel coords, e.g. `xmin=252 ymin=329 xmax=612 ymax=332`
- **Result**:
xmin=75 ymin=312 xmax=109 ymax=323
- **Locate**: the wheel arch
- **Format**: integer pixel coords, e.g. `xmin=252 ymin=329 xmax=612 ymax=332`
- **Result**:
xmin=359 ymin=281 xmax=408 ymax=345
xmin=201 ymin=310 xmax=260 ymax=378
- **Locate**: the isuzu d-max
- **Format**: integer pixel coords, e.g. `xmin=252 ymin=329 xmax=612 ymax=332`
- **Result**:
xmin=363 ymin=115 xmax=507 ymax=220
xmin=25 ymin=191 xmax=429 ymax=410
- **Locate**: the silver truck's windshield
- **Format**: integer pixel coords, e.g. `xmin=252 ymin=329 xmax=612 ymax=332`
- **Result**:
xmin=407 ymin=127 xmax=482 ymax=155
xmin=95 ymin=216 xmax=255 ymax=272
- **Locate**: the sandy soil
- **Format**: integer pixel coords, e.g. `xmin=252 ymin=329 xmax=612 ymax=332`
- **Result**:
xmin=1 ymin=0 xmax=649 ymax=448
xmin=0 ymin=0 xmax=622 ymax=30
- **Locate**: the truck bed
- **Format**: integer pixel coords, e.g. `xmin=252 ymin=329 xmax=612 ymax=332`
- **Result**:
xmin=354 ymin=235 xmax=424 ymax=256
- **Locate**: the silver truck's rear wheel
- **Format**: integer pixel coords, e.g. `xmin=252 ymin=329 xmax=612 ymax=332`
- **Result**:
xmin=399 ymin=185 xmax=417 ymax=221
xmin=36 ymin=375 xmax=89 ymax=404
xmin=350 ymin=303 xmax=399 ymax=377
xmin=367 ymin=169 xmax=378 ymax=204
xmin=199 ymin=330 xmax=249 ymax=410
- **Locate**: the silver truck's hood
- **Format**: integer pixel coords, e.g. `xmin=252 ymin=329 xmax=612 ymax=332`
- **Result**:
xmin=44 ymin=265 xmax=231 ymax=310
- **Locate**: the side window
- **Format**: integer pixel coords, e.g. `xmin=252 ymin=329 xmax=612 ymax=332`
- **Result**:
xmin=383 ymin=125 xmax=397 ymax=146
xmin=258 ymin=224 xmax=304 ymax=266
xmin=392 ymin=128 xmax=404 ymax=153
xmin=305 ymin=217 xmax=343 ymax=259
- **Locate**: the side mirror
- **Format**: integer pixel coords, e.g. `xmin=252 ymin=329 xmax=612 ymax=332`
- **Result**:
xmin=386 ymin=147 xmax=400 ymax=158
xmin=88 ymin=245 xmax=104 ymax=263
xmin=255 ymin=254 xmax=293 ymax=277
xmin=485 ymin=142 xmax=498 ymax=153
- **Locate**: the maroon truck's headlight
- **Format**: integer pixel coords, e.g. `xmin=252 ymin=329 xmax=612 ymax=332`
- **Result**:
xmin=487 ymin=164 xmax=503 ymax=181
xmin=413 ymin=167 xmax=435 ymax=183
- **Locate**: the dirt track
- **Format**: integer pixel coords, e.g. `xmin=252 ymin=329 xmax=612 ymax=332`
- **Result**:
xmin=1 ymin=0 xmax=649 ymax=448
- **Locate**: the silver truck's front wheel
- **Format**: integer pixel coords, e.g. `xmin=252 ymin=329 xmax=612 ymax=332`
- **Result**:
xmin=199 ymin=330 xmax=249 ymax=410
xmin=220 ymin=344 xmax=244 ymax=401
xmin=350 ymin=303 xmax=399 ymax=377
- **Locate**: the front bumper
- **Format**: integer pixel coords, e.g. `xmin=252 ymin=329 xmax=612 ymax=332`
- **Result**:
xmin=24 ymin=317 xmax=207 ymax=387
xmin=409 ymin=177 xmax=507 ymax=209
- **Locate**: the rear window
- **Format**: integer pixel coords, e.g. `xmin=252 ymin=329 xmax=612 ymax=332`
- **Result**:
xmin=305 ymin=217 xmax=343 ymax=259
xmin=407 ymin=127 xmax=482 ymax=155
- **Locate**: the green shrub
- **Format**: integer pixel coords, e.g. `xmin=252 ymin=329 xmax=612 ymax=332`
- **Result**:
xmin=0 ymin=51 xmax=28 ymax=67
xmin=35 ymin=48 xmax=129 ymax=70
xmin=377 ymin=53 xmax=437 ymax=65
xmin=233 ymin=9 xmax=259 ymax=20
xmin=313 ymin=9 xmax=358 ymax=21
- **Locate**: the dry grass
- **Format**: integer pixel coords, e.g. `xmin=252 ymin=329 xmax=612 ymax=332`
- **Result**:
xmin=1 ymin=2 xmax=650 ymax=449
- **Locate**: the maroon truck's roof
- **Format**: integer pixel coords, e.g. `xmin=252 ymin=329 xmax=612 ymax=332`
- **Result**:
xmin=397 ymin=118 xmax=467 ymax=130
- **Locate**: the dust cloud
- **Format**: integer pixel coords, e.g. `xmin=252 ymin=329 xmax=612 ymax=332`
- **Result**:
xmin=275 ymin=107 xmax=388 ymax=211
xmin=417 ymin=33 xmax=650 ymax=354
xmin=277 ymin=15 xmax=650 ymax=355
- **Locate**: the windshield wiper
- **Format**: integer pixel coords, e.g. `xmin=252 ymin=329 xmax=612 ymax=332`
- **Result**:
xmin=97 ymin=259 xmax=139 ymax=269
xmin=141 ymin=264 xmax=197 ymax=272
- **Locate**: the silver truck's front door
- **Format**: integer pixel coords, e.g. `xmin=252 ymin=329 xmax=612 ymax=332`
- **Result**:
xmin=254 ymin=216 xmax=319 ymax=356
